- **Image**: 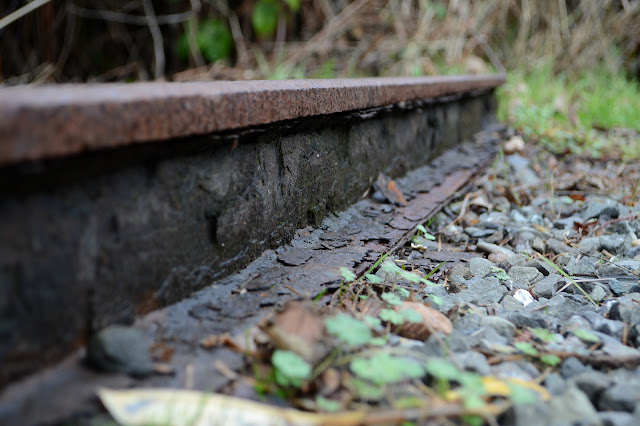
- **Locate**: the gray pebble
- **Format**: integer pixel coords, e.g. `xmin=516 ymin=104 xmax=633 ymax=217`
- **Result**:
xmin=582 ymin=198 xmax=622 ymax=220
xmin=87 ymin=325 xmax=154 ymax=377
xmin=572 ymin=371 xmax=613 ymax=402
xmin=561 ymin=357 xmax=591 ymax=379
xmin=469 ymin=257 xmax=493 ymax=278
xmin=627 ymin=245 xmax=640 ymax=258
xmin=507 ymin=253 xmax=528 ymax=267
xmin=590 ymin=283 xmax=608 ymax=303
xmin=564 ymin=256 xmax=597 ymax=276
xmin=500 ymin=294 xmax=525 ymax=311
xmin=547 ymin=294 xmax=588 ymax=321
xmin=503 ymin=311 xmax=550 ymax=329
xmin=449 ymin=264 xmax=472 ymax=280
xmin=464 ymin=226 xmax=497 ymax=238
xmin=453 ymin=277 xmax=506 ymax=305
xmin=549 ymin=386 xmax=602 ymax=426
xmin=491 ymin=360 xmax=539 ymax=381
xmin=579 ymin=237 xmax=603 ymax=254
xmin=509 ymin=266 xmax=543 ymax=285
xmin=505 ymin=399 xmax=550 ymax=426
xmin=531 ymin=275 xmax=563 ymax=298
xmin=598 ymin=411 xmax=634 ymax=426
xmin=477 ymin=239 xmax=516 ymax=257
xmin=599 ymin=383 xmax=640 ymax=412
xmin=600 ymin=234 xmax=627 ymax=255
xmin=480 ymin=315 xmax=516 ymax=339
xmin=453 ymin=350 xmax=490 ymax=375
xmin=608 ymin=279 xmax=640 ymax=296
xmin=544 ymin=372 xmax=568 ymax=396
xmin=609 ymin=294 xmax=640 ymax=325
xmin=547 ymin=238 xmax=579 ymax=255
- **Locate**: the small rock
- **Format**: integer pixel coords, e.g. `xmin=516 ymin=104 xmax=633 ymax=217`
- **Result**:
xmin=609 ymin=294 xmax=640 ymax=326
xmin=466 ymin=327 xmax=510 ymax=351
xmin=513 ymin=289 xmax=535 ymax=307
xmin=597 ymin=260 xmax=640 ymax=277
xmin=561 ymin=357 xmax=591 ymax=379
xmin=503 ymin=135 xmax=525 ymax=154
xmin=564 ymin=257 xmax=597 ymax=276
xmin=547 ymin=294 xmax=587 ymax=321
xmin=449 ymin=264 xmax=473 ymax=280
xmin=561 ymin=314 xmax=594 ymax=335
xmin=506 ymin=254 xmax=528 ymax=267
xmin=87 ymin=325 xmax=154 ymax=377
xmin=572 ymin=371 xmax=613 ymax=402
xmin=480 ymin=315 xmax=516 ymax=339
xmin=547 ymin=238 xmax=579 ymax=256
xmin=582 ymin=312 xmax=625 ymax=339
xmin=500 ymin=295 xmax=524 ymax=311
xmin=503 ymin=311 xmax=549 ymax=329
xmin=477 ymin=240 xmax=516 ymax=257
xmin=454 ymin=350 xmax=490 ymax=375
xmin=469 ymin=257 xmax=493 ymax=278
xmin=590 ymin=283 xmax=609 ymax=303
xmin=504 ymin=400 xmax=550 ymax=426
xmin=507 ymin=154 xmax=540 ymax=186
xmin=598 ymin=331 xmax=640 ymax=357
xmin=549 ymin=386 xmax=602 ymax=426
xmin=582 ymin=198 xmax=621 ymax=220
xmin=628 ymin=245 xmax=640 ymax=259
xmin=531 ymin=275 xmax=563 ymax=298
xmin=491 ymin=360 xmax=539 ymax=381
xmin=599 ymin=383 xmax=640 ymax=412
xmin=464 ymin=226 xmax=498 ymax=238
xmin=531 ymin=237 xmax=546 ymax=253
xmin=598 ymin=411 xmax=634 ymax=426
xmin=509 ymin=266 xmax=543 ymax=285
xmin=449 ymin=274 xmax=467 ymax=286
xmin=599 ymin=234 xmax=628 ymax=255
xmin=608 ymin=279 xmax=640 ymax=296
xmin=579 ymin=237 xmax=603 ymax=254
xmin=488 ymin=252 xmax=509 ymax=264
xmin=544 ymin=372 xmax=568 ymax=395
xmin=454 ymin=277 xmax=506 ymax=305
xmin=510 ymin=209 xmax=529 ymax=223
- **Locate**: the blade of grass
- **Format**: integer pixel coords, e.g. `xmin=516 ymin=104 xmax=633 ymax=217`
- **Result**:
xmin=536 ymin=255 xmax=597 ymax=306
xmin=425 ymin=262 xmax=446 ymax=280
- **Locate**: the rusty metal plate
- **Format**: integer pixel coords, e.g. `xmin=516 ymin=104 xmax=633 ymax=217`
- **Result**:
xmin=0 ymin=74 xmax=504 ymax=165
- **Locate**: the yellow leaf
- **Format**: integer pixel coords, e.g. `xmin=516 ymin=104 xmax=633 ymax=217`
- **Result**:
xmin=98 ymin=388 xmax=366 ymax=426
xmin=482 ymin=376 xmax=551 ymax=401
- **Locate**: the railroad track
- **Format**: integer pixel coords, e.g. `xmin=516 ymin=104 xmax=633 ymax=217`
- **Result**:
xmin=0 ymin=74 xmax=504 ymax=423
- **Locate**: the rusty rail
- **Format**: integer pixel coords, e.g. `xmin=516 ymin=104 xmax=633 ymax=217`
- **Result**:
xmin=0 ymin=74 xmax=504 ymax=165
xmin=0 ymin=75 xmax=504 ymax=400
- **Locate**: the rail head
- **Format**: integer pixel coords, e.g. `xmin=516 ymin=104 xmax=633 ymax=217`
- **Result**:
xmin=0 ymin=74 xmax=505 ymax=166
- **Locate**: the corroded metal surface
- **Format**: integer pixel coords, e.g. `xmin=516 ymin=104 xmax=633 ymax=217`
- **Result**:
xmin=0 ymin=131 xmax=503 ymax=425
xmin=1 ymin=93 xmax=497 ymax=388
xmin=0 ymin=74 xmax=504 ymax=165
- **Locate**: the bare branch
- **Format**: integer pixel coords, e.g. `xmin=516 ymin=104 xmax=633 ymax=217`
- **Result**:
xmin=0 ymin=0 xmax=53 ymax=31
xmin=69 ymin=5 xmax=194 ymax=26
xmin=141 ymin=0 xmax=165 ymax=79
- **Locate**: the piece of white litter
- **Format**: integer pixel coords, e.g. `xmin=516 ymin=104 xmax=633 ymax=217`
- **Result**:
xmin=513 ymin=289 xmax=534 ymax=307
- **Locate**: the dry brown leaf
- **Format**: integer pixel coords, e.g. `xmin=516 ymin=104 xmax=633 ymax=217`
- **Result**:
xmin=374 ymin=173 xmax=408 ymax=206
xmin=320 ymin=368 xmax=342 ymax=396
xmin=393 ymin=301 xmax=453 ymax=340
xmin=259 ymin=300 xmax=331 ymax=364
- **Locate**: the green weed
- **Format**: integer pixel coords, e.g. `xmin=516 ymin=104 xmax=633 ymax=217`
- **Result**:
xmin=498 ymin=65 xmax=640 ymax=159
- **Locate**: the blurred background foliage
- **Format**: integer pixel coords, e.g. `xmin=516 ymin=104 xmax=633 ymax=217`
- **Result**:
xmin=1 ymin=0 xmax=639 ymax=157
xmin=2 ymin=0 xmax=638 ymax=83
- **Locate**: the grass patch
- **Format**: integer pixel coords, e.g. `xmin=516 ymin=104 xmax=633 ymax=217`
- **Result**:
xmin=497 ymin=65 xmax=640 ymax=159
